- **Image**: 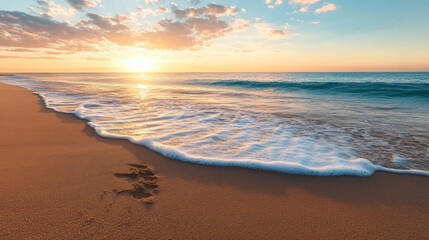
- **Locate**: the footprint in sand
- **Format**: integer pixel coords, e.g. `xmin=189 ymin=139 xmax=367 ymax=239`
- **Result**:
xmin=114 ymin=164 xmax=159 ymax=204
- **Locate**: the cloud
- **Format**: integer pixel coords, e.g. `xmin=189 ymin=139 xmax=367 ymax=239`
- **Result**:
xmin=231 ymin=18 xmax=250 ymax=32
xmin=315 ymin=3 xmax=337 ymax=13
xmin=284 ymin=23 xmax=294 ymax=29
xmin=289 ymin=0 xmax=320 ymax=5
xmin=266 ymin=0 xmax=283 ymax=8
xmin=136 ymin=3 xmax=242 ymax=50
xmin=172 ymin=3 xmax=238 ymax=18
xmin=66 ymin=0 xmax=101 ymax=10
xmin=85 ymin=57 xmax=110 ymax=61
xmin=138 ymin=19 xmax=196 ymax=50
xmin=85 ymin=13 xmax=130 ymax=32
xmin=140 ymin=15 xmax=233 ymax=50
xmin=146 ymin=0 xmax=162 ymax=4
xmin=0 ymin=10 xmax=104 ymax=52
xmin=299 ymin=6 xmax=308 ymax=12
xmin=0 ymin=2 xmax=244 ymax=53
xmin=5 ymin=48 xmax=37 ymax=52
xmin=133 ymin=6 xmax=168 ymax=18
xmin=188 ymin=0 xmax=201 ymax=5
xmin=205 ymin=3 xmax=238 ymax=16
xmin=158 ymin=7 xmax=169 ymax=14
xmin=0 ymin=55 xmax=60 ymax=60
xmin=131 ymin=3 xmax=243 ymax=50
xmin=254 ymin=22 xmax=290 ymax=39
xmin=34 ymin=0 xmax=76 ymax=18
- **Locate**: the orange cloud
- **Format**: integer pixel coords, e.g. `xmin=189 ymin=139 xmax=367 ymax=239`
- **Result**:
xmin=0 ymin=10 xmax=102 ymax=50
xmin=315 ymin=3 xmax=337 ymax=13
xmin=0 ymin=55 xmax=60 ymax=60
xmin=85 ymin=57 xmax=110 ymax=61
xmin=299 ymin=6 xmax=308 ymax=12
xmin=0 ymin=2 xmax=242 ymax=53
xmin=35 ymin=0 xmax=76 ymax=18
xmin=254 ymin=22 xmax=290 ymax=39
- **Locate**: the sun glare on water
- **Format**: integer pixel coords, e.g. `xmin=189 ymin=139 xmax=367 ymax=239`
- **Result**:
xmin=124 ymin=57 xmax=155 ymax=72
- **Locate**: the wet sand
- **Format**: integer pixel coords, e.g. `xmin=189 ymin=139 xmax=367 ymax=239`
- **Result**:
xmin=0 ymin=83 xmax=428 ymax=239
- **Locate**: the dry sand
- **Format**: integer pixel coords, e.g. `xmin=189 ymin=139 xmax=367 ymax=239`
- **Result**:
xmin=0 ymin=83 xmax=428 ymax=239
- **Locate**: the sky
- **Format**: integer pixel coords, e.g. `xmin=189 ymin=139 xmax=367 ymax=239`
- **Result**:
xmin=0 ymin=0 xmax=428 ymax=72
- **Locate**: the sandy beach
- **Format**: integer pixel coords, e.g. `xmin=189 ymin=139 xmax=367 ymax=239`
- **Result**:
xmin=0 ymin=82 xmax=428 ymax=239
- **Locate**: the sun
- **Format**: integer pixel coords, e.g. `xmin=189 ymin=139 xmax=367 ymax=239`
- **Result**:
xmin=123 ymin=57 xmax=155 ymax=72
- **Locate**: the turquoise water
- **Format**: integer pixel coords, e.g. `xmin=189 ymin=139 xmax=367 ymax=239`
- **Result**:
xmin=1 ymin=72 xmax=428 ymax=176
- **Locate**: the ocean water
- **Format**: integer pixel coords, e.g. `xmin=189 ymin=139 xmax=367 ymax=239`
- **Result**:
xmin=1 ymin=72 xmax=428 ymax=176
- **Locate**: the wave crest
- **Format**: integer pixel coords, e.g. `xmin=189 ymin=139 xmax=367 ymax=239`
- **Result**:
xmin=196 ymin=80 xmax=429 ymax=98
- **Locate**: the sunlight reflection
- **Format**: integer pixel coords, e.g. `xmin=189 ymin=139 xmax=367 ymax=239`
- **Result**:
xmin=137 ymin=84 xmax=148 ymax=89
xmin=136 ymin=84 xmax=149 ymax=100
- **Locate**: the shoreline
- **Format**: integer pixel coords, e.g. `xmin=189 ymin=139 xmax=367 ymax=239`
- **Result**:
xmin=1 ymin=83 xmax=428 ymax=239
xmin=27 ymin=81 xmax=429 ymax=178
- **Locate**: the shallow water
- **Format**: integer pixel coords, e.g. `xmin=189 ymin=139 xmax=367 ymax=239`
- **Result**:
xmin=1 ymin=72 xmax=428 ymax=176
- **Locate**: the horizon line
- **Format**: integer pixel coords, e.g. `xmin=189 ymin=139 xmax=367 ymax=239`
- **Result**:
xmin=1 ymin=71 xmax=429 ymax=74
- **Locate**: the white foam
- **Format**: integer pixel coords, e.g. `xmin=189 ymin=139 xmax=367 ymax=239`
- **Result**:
xmin=71 ymin=99 xmax=428 ymax=177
